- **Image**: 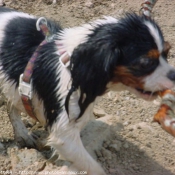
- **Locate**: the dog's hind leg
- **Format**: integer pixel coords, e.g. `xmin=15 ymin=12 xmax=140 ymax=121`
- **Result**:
xmin=7 ymin=103 xmax=39 ymax=149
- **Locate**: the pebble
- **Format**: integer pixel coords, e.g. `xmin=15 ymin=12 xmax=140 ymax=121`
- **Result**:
xmin=128 ymin=127 xmax=134 ymax=131
xmin=123 ymin=121 xmax=130 ymax=126
xmin=0 ymin=95 xmax=4 ymax=107
xmin=109 ymin=143 xmax=121 ymax=152
xmin=95 ymin=150 xmax=103 ymax=158
xmin=84 ymin=0 xmax=93 ymax=8
xmin=101 ymin=148 xmax=112 ymax=160
xmin=153 ymin=99 xmax=161 ymax=105
xmin=0 ymin=142 xmax=5 ymax=150
xmin=123 ymin=143 xmax=129 ymax=149
xmin=10 ymin=148 xmax=44 ymax=171
xmin=21 ymin=112 xmax=27 ymax=117
xmin=28 ymin=118 xmax=37 ymax=127
xmin=146 ymin=142 xmax=152 ymax=148
xmin=103 ymin=140 xmax=111 ymax=148
xmin=103 ymin=142 xmax=108 ymax=148
xmin=93 ymin=107 xmax=106 ymax=117
xmin=98 ymin=157 xmax=105 ymax=163
xmin=109 ymin=168 xmax=116 ymax=173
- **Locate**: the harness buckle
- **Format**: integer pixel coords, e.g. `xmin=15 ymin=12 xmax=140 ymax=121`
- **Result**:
xmin=18 ymin=74 xmax=33 ymax=99
xmin=59 ymin=52 xmax=71 ymax=68
xmin=36 ymin=17 xmax=55 ymax=42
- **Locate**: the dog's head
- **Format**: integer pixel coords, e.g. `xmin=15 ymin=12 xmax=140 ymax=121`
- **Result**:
xmin=67 ymin=13 xmax=175 ymax=117
xmin=107 ymin=13 xmax=174 ymax=100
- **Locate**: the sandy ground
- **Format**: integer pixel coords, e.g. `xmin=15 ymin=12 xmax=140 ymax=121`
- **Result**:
xmin=0 ymin=0 xmax=175 ymax=175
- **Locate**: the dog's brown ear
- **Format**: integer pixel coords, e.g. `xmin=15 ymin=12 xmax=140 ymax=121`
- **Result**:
xmin=163 ymin=41 xmax=171 ymax=58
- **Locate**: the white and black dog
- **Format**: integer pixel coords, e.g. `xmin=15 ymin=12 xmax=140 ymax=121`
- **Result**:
xmin=0 ymin=6 xmax=175 ymax=175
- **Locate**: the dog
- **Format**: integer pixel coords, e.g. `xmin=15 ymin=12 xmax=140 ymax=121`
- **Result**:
xmin=0 ymin=6 xmax=175 ymax=175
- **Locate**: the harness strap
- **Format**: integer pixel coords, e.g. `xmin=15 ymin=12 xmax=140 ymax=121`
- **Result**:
xmin=19 ymin=17 xmax=71 ymax=121
xmin=19 ymin=17 xmax=54 ymax=121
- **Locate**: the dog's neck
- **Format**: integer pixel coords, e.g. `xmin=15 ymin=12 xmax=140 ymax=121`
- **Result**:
xmin=55 ymin=16 xmax=118 ymax=57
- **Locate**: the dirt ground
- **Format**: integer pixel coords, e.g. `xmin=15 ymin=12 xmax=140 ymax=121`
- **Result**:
xmin=1 ymin=0 xmax=175 ymax=175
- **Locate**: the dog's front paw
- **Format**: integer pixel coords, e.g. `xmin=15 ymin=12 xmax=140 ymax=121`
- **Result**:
xmin=14 ymin=132 xmax=45 ymax=150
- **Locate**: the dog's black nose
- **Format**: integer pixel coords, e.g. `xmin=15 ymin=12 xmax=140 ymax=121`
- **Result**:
xmin=167 ymin=70 xmax=175 ymax=81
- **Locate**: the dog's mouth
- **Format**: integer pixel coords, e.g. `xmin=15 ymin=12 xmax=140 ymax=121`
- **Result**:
xmin=135 ymin=88 xmax=159 ymax=100
xmin=136 ymin=88 xmax=158 ymax=96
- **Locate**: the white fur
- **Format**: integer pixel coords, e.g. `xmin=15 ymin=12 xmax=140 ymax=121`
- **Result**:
xmin=56 ymin=16 xmax=118 ymax=56
xmin=48 ymin=99 xmax=105 ymax=175
xmin=144 ymin=20 xmax=163 ymax=52
xmin=143 ymin=57 xmax=174 ymax=91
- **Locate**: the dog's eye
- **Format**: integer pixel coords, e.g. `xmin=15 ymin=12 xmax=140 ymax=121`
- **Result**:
xmin=139 ymin=58 xmax=155 ymax=68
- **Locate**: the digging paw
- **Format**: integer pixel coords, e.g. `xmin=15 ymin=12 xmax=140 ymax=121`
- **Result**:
xmin=14 ymin=132 xmax=45 ymax=150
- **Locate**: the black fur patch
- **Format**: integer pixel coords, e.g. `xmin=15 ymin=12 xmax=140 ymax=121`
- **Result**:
xmin=67 ymin=13 xmax=164 ymax=118
xmin=0 ymin=12 xmax=63 ymax=126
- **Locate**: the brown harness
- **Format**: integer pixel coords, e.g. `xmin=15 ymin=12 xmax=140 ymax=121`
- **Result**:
xmin=18 ymin=17 xmax=70 ymax=121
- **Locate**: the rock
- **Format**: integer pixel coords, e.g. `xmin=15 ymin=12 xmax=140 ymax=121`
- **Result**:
xmin=103 ymin=142 xmax=108 ymax=148
xmin=24 ymin=161 xmax=46 ymax=172
xmin=123 ymin=143 xmax=129 ymax=149
xmin=0 ymin=95 xmax=4 ymax=107
xmin=104 ymin=140 xmax=111 ymax=147
xmin=109 ymin=142 xmax=122 ymax=152
xmin=21 ymin=112 xmax=27 ymax=117
xmin=101 ymin=148 xmax=112 ymax=160
xmin=98 ymin=157 xmax=105 ymax=163
xmin=118 ymin=9 xmax=124 ymax=15
xmin=137 ymin=122 xmax=154 ymax=133
xmin=109 ymin=144 xmax=120 ymax=152
xmin=0 ymin=142 xmax=5 ymax=150
xmin=123 ymin=121 xmax=131 ymax=126
xmin=93 ymin=107 xmax=106 ymax=117
xmin=95 ymin=150 xmax=103 ymax=158
xmin=27 ymin=118 xmax=37 ymax=127
xmin=10 ymin=148 xmax=44 ymax=171
xmin=81 ymin=115 xmax=119 ymax=159
xmin=153 ymin=99 xmax=161 ymax=105
xmin=84 ymin=0 xmax=93 ymax=8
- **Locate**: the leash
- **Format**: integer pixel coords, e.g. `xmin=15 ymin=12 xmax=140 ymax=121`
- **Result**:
xmin=18 ymin=17 xmax=70 ymax=121
xmin=140 ymin=0 xmax=158 ymax=17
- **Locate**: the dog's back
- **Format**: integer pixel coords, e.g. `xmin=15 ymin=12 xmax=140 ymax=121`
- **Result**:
xmin=0 ymin=7 xmax=67 ymax=126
